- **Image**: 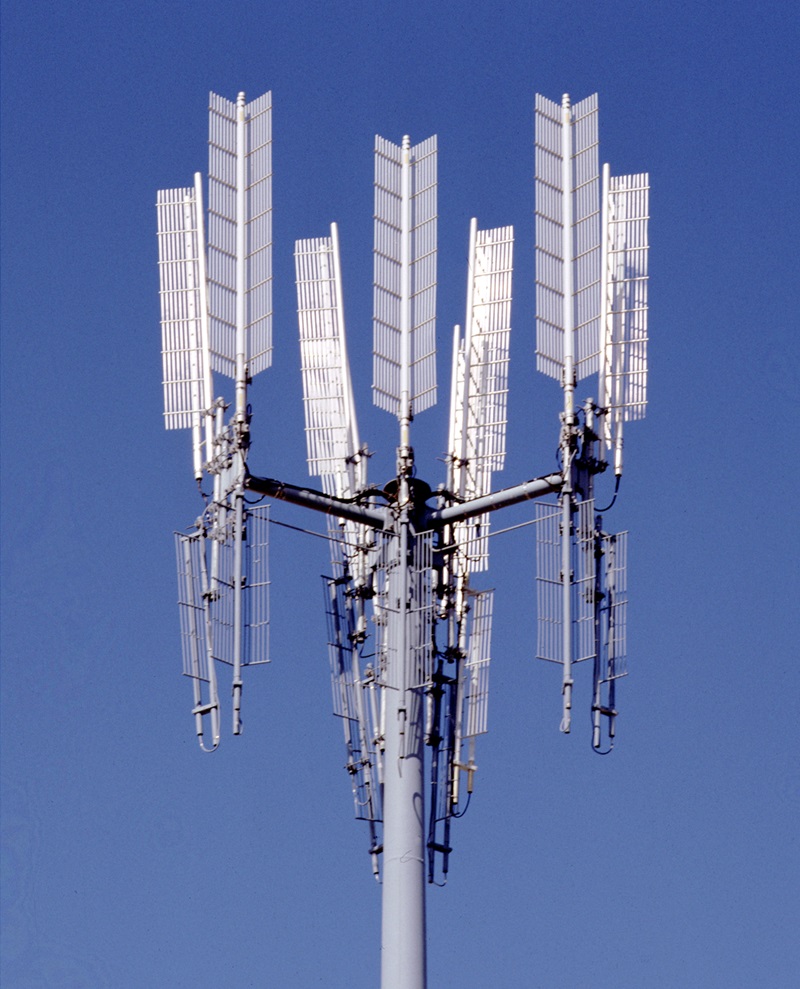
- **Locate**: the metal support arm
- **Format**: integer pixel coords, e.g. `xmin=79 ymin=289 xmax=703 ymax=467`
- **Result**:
xmin=245 ymin=473 xmax=387 ymax=529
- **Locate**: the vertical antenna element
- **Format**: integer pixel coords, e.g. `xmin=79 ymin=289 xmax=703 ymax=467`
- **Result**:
xmin=449 ymin=221 xmax=514 ymax=572
xmin=175 ymin=505 xmax=270 ymax=748
xmin=208 ymin=91 xmax=273 ymax=379
xmin=598 ymin=168 xmax=650 ymax=475
xmin=296 ymin=223 xmax=363 ymax=498
xmin=534 ymin=93 xmax=600 ymax=382
xmin=156 ymin=178 xmax=213 ymax=478
xmin=373 ymin=135 xmax=438 ymax=419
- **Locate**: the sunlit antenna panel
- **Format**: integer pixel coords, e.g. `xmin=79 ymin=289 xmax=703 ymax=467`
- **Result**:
xmin=462 ymin=588 xmax=493 ymax=739
xmin=534 ymin=93 xmax=600 ymax=381
xmin=156 ymin=183 xmax=209 ymax=431
xmin=296 ymin=225 xmax=361 ymax=497
xmin=600 ymin=171 xmax=649 ymax=447
xmin=208 ymin=91 xmax=273 ymax=378
xmin=534 ymin=499 xmax=596 ymax=665
xmin=450 ymin=224 xmax=514 ymax=572
xmin=373 ymin=135 xmax=438 ymax=417
xmin=175 ymin=505 xmax=270 ymax=670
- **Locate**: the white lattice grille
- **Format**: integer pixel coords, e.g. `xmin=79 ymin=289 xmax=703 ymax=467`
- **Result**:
xmin=373 ymin=136 xmax=437 ymax=416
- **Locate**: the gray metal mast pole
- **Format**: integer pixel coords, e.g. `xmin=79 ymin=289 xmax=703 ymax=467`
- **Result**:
xmin=381 ymin=134 xmax=427 ymax=989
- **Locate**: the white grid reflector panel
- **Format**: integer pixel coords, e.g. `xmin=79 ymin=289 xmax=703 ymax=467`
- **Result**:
xmin=534 ymin=93 xmax=600 ymax=381
xmin=295 ymin=234 xmax=358 ymax=492
xmin=603 ymin=173 xmax=649 ymax=426
xmin=602 ymin=530 xmax=628 ymax=679
xmin=207 ymin=92 xmax=273 ymax=378
xmin=373 ymin=135 xmax=438 ymax=416
xmin=463 ymin=589 xmax=493 ymax=738
xmin=535 ymin=499 xmax=597 ymax=664
xmin=451 ymin=225 xmax=514 ymax=572
xmin=175 ymin=505 xmax=269 ymax=677
xmin=157 ymin=186 xmax=206 ymax=429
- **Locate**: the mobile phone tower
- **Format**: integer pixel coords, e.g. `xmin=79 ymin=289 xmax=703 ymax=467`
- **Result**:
xmin=156 ymin=90 xmax=648 ymax=989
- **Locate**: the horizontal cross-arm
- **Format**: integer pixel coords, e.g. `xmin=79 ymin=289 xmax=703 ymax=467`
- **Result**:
xmin=429 ymin=473 xmax=563 ymax=527
xmin=245 ymin=473 xmax=387 ymax=528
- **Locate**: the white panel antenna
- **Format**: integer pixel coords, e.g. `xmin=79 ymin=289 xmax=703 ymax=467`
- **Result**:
xmin=461 ymin=588 xmax=493 ymax=740
xmin=599 ymin=168 xmax=650 ymax=475
xmin=296 ymin=223 xmax=363 ymax=498
xmin=373 ymin=135 xmax=438 ymax=418
xmin=208 ymin=91 xmax=273 ymax=378
xmin=156 ymin=175 xmax=213 ymax=478
xmin=175 ymin=505 xmax=270 ymax=750
xmin=534 ymin=93 xmax=600 ymax=381
xmin=449 ymin=221 xmax=514 ymax=572
xmin=534 ymin=498 xmax=596 ymax=666
xmin=296 ymin=222 xmax=369 ymax=584
xmin=592 ymin=529 xmax=628 ymax=749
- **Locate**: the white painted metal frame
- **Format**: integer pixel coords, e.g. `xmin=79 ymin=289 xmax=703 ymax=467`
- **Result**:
xmin=534 ymin=498 xmax=596 ymax=665
xmin=373 ymin=135 xmax=438 ymax=418
xmin=599 ymin=167 xmax=650 ymax=474
xmin=534 ymin=93 xmax=600 ymax=382
xmin=462 ymin=588 xmax=493 ymax=739
xmin=157 ymin=175 xmax=213 ymax=478
xmin=449 ymin=221 xmax=514 ymax=572
xmin=208 ymin=91 xmax=273 ymax=379
xmin=296 ymin=223 xmax=362 ymax=496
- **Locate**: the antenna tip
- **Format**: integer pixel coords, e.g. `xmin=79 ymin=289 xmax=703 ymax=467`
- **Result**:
xmin=402 ymin=134 xmax=411 ymax=150
xmin=562 ymin=93 xmax=570 ymax=108
xmin=237 ymin=91 xmax=246 ymax=104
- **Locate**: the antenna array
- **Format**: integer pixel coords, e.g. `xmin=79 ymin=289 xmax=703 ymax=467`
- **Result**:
xmin=157 ymin=92 xmax=274 ymax=747
xmin=157 ymin=88 xmax=649 ymax=989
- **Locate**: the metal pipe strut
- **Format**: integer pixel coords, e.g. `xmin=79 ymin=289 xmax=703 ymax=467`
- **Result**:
xmin=245 ymin=473 xmax=388 ymax=528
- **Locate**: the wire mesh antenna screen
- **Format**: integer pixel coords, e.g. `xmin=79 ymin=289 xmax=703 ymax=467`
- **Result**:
xmin=601 ymin=529 xmax=628 ymax=679
xmin=295 ymin=232 xmax=358 ymax=490
xmin=157 ymin=187 xmax=206 ymax=429
xmin=175 ymin=529 xmax=213 ymax=683
xmin=174 ymin=505 xmax=270 ymax=674
xmin=463 ymin=588 xmax=493 ymax=739
xmin=534 ymin=93 xmax=600 ymax=381
xmin=534 ymin=499 xmax=597 ymax=664
xmin=207 ymin=91 xmax=273 ymax=377
xmin=373 ymin=135 xmax=438 ymax=416
xmin=602 ymin=173 xmax=649 ymax=423
xmin=451 ymin=225 xmax=514 ymax=572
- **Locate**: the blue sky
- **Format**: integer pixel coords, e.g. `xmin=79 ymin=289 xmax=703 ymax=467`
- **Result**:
xmin=2 ymin=1 xmax=798 ymax=987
